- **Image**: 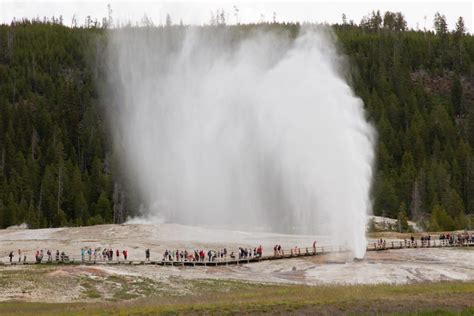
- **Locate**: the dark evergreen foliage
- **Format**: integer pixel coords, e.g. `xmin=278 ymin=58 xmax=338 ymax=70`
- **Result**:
xmin=0 ymin=12 xmax=473 ymax=230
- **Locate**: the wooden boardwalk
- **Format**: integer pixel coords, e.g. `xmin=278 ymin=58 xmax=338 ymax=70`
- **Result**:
xmin=1 ymin=240 xmax=472 ymax=267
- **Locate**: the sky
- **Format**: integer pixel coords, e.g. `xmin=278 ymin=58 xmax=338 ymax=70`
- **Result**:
xmin=0 ymin=0 xmax=472 ymax=32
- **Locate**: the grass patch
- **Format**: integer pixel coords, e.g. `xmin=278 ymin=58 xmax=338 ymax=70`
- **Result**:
xmin=105 ymin=275 xmax=165 ymax=301
xmin=0 ymin=280 xmax=472 ymax=315
xmin=80 ymin=278 xmax=101 ymax=299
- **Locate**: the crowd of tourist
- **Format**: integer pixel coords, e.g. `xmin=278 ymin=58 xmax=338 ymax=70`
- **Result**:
xmin=6 ymin=247 xmax=131 ymax=263
xmin=439 ymin=232 xmax=473 ymax=245
xmin=273 ymin=244 xmax=284 ymax=256
xmin=162 ymin=249 xmax=221 ymax=262
xmin=238 ymin=246 xmax=263 ymax=259
xmin=2 ymin=240 xmax=371 ymax=263
xmin=79 ymin=248 xmax=129 ymax=262
xmin=376 ymin=239 xmax=387 ymax=249
xmin=7 ymin=249 xmax=71 ymax=263
xmin=4 ymin=232 xmax=473 ymax=264
xmin=368 ymin=232 xmax=474 ymax=250
xmin=273 ymin=243 xmax=318 ymax=255
xmin=160 ymin=246 xmax=263 ymax=262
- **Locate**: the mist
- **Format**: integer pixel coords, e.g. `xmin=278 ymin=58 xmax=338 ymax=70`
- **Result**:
xmin=105 ymin=25 xmax=375 ymax=258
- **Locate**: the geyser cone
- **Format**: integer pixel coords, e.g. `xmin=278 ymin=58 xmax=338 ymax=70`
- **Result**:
xmin=105 ymin=26 xmax=375 ymax=259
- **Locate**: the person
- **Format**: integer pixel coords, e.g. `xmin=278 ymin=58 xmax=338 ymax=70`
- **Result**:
xmin=18 ymin=249 xmax=22 ymax=262
xmin=81 ymin=248 xmax=85 ymax=262
xmin=145 ymin=249 xmax=150 ymax=261
xmin=199 ymin=250 xmax=205 ymax=261
xmin=9 ymin=251 xmax=13 ymax=262
xmin=56 ymin=250 xmax=60 ymax=261
xmin=47 ymin=249 xmax=52 ymax=262
xmin=116 ymin=249 xmax=120 ymax=261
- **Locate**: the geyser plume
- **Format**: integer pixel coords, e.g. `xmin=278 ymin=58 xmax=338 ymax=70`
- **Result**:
xmin=106 ymin=26 xmax=375 ymax=258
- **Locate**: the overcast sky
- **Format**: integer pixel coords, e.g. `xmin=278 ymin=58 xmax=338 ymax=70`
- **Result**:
xmin=1 ymin=1 xmax=472 ymax=32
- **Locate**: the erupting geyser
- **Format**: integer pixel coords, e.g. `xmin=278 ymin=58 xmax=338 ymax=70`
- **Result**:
xmin=106 ymin=26 xmax=375 ymax=258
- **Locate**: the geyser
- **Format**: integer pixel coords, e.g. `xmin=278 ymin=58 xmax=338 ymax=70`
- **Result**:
xmin=106 ymin=26 xmax=375 ymax=258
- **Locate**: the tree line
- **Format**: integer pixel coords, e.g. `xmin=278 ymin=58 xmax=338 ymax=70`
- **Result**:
xmin=0 ymin=11 xmax=473 ymax=231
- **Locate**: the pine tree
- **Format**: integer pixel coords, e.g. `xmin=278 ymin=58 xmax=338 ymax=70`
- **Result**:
xmin=451 ymin=75 xmax=463 ymax=115
xmin=430 ymin=204 xmax=454 ymax=231
xmin=397 ymin=203 xmax=410 ymax=232
xmin=4 ymin=193 xmax=17 ymax=228
xmin=454 ymin=17 xmax=466 ymax=37
xmin=96 ymin=191 xmax=111 ymax=223
xmin=433 ymin=12 xmax=448 ymax=36
xmin=398 ymin=152 xmax=416 ymax=207
xmin=40 ymin=165 xmax=57 ymax=226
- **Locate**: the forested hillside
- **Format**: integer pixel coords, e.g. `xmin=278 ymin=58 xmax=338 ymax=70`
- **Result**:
xmin=0 ymin=22 xmax=115 ymax=228
xmin=0 ymin=11 xmax=473 ymax=230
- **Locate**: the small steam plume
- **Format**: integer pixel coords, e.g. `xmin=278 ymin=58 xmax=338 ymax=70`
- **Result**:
xmin=105 ymin=25 xmax=375 ymax=258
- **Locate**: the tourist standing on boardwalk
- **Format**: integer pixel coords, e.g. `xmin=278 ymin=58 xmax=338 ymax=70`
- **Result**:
xmin=18 ymin=249 xmax=21 ymax=262
xmin=145 ymin=248 xmax=150 ymax=261
xmin=9 ymin=251 xmax=13 ymax=262
xmin=123 ymin=249 xmax=128 ymax=260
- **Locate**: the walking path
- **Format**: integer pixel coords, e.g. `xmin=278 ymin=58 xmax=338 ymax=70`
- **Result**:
xmin=1 ymin=239 xmax=472 ymax=267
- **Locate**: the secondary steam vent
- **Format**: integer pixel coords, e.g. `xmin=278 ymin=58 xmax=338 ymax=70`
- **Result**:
xmin=106 ymin=26 xmax=375 ymax=258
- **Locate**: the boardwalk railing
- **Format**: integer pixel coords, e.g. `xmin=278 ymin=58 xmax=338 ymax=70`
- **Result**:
xmin=0 ymin=245 xmax=341 ymax=266
xmin=1 ymin=239 xmax=473 ymax=267
xmin=366 ymin=239 xmax=474 ymax=251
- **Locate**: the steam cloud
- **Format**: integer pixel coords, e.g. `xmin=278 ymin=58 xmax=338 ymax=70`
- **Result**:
xmin=106 ymin=26 xmax=375 ymax=258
